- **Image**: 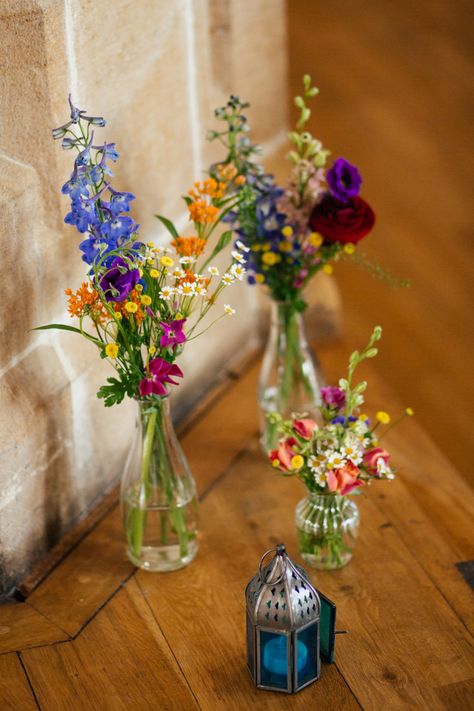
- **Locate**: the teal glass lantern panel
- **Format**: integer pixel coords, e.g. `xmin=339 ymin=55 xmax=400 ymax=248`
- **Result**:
xmin=259 ymin=631 xmax=289 ymax=690
xmin=296 ymin=622 xmax=319 ymax=689
xmin=319 ymin=591 xmax=336 ymax=662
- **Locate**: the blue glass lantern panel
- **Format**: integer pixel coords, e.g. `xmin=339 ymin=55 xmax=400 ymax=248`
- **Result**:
xmin=259 ymin=631 xmax=289 ymax=690
xmin=296 ymin=622 xmax=319 ymax=689
xmin=319 ymin=591 xmax=336 ymax=663
xmin=246 ymin=612 xmax=255 ymax=677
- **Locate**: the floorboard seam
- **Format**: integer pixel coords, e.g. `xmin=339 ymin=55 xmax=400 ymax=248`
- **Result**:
xmin=200 ymin=438 xmax=259 ymax=502
xmin=17 ymin=651 xmax=42 ymax=710
xmin=334 ymin=661 xmax=365 ymax=709
xmin=135 ymin=576 xmax=203 ymax=710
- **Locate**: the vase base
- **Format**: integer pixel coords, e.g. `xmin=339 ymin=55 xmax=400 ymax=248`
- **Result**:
xmin=127 ymin=540 xmax=198 ymax=572
xmin=299 ymin=550 xmax=353 ymax=570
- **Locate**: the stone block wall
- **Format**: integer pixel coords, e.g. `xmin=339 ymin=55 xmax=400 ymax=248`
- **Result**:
xmin=0 ymin=0 xmax=340 ymax=597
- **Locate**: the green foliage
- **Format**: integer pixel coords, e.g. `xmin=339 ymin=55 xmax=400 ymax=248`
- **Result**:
xmin=97 ymin=373 xmax=137 ymax=407
xmin=154 ymin=214 xmax=179 ymax=239
xmin=341 ymin=326 xmax=383 ymax=417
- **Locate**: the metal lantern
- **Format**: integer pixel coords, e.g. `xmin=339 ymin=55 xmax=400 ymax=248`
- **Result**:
xmin=245 ymin=543 xmax=321 ymax=693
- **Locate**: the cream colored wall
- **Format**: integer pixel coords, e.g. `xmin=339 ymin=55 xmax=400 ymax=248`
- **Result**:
xmin=0 ymin=0 xmax=289 ymax=595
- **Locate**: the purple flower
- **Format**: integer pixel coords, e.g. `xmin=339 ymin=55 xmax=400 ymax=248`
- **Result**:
xmin=321 ymin=385 xmax=346 ymax=409
xmin=99 ymin=257 xmax=140 ymax=302
xmin=326 ymin=158 xmax=362 ymax=203
xmin=139 ymin=358 xmax=184 ymax=397
xmin=159 ymin=319 xmax=187 ymax=349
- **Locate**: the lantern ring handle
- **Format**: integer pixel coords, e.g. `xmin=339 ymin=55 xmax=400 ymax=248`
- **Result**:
xmin=258 ymin=545 xmax=286 ymax=585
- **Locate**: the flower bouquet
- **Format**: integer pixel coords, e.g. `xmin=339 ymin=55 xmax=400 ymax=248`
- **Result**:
xmin=268 ymin=326 xmax=413 ymax=569
xmin=206 ymin=79 xmax=407 ymax=451
xmin=38 ymin=97 xmax=248 ymax=571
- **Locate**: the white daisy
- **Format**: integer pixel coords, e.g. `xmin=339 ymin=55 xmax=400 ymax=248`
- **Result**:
xmin=172 ymin=268 xmax=186 ymax=279
xmin=236 ymin=240 xmax=250 ymax=253
xmin=179 ymin=256 xmax=194 ymax=265
xmin=159 ymin=286 xmax=174 ymax=301
xmin=230 ymin=263 xmax=246 ymax=280
xmin=194 ymin=285 xmax=207 ymax=296
xmin=313 ymin=470 xmax=327 ymax=487
xmin=327 ymin=451 xmax=346 ymax=469
xmin=178 ymin=282 xmax=196 ymax=296
xmin=224 ymin=304 xmax=236 ymax=315
xmin=221 ymin=273 xmax=235 ymax=286
xmin=231 ymin=250 xmax=246 ymax=264
xmin=208 ymin=266 xmax=219 ymax=276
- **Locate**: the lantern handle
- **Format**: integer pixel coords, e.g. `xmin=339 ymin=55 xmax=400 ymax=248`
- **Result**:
xmin=258 ymin=544 xmax=287 ymax=585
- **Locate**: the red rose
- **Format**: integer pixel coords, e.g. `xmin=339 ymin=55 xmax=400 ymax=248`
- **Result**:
xmin=309 ymin=193 xmax=375 ymax=245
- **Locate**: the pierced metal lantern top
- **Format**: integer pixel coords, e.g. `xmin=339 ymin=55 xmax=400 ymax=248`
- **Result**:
xmin=246 ymin=544 xmax=320 ymax=631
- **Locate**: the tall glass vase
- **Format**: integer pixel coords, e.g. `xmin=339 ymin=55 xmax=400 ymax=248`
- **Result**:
xmin=258 ymin=300 xmax=324 ymax=452
xmin=120 ymin=398 xmax=198 ymax=572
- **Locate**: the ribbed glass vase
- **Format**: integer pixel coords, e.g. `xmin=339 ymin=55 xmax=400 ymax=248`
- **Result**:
xmin=258 ymin=300 xmax=324 ymax=452
xmin=120 ymin=397 xmax=198 ymax=572
xmin=295 ymin=493 xmax=359 ymax=569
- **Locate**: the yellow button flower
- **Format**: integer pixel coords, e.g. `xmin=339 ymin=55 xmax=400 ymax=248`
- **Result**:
xmin=141 ymin=295 xmax=152 ymax=306
xmin=135 ymin=283 xmax=143 ymax=292
xmin=279 ymin=241 xmax=293 ymax=253
xmin=308 ymin=232 xmax=323 ymax=247
xmin=160 ymin=256 xmax=174 ymax=267
xmin=405 ymin=407 xmax=414 ymax=416
xmin=255 ymin=274 xmax=265 ymax=283
xmin=114 ymin=311 xmax=123 ymax=320
xmin=149 ymin=345 xmax=157 ymax=356
xmin=272 ymin=458 xmax=281 ymax=468
xmin=376 ymin=411 xmax=391 ymax=424
xmin=282 ymin=225 xmax=293 ymax=238
xmin=150 ymin=269 xmax=160 ymax=279
xmin=105 ymin=343 xmax=119 ymax=359
xmin=290 ymin=455 xmax=304 ymax=470
xmin=322 ymin=264 xmax=334 ymax=275
xmin=262 ymin=252 xmax=281 ymax=266
xmin=344 ymin=243 xmax=356 ymax=255
xmin=125 ymin=302 xmax=138 ymax=314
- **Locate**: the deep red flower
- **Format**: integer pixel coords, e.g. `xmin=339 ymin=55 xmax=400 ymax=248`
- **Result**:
xmin=139 ymin=357 xmax=183 ymax=397
xmin=309 ymin=193 xmax=375 ymax=245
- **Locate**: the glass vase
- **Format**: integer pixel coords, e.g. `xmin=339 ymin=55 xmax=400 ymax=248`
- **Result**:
xmin=258 ymin=300 xmax=324 ymax=452
xmin=120 ymin=397 xmax=198 ymax=572
xmin=295 ymin=493 xmax=359 ymax=570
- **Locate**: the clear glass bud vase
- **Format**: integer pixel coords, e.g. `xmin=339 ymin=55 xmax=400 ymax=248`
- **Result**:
xmin=258 ymin=301 xmax=324 ymax=452
xmin=295 ymin=493 xmax=359 ymax=570
xmin=121 ymin=398 xmax=198 ymax=572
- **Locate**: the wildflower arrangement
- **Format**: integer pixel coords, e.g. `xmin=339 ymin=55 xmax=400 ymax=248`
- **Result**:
xmin=267 ymin=326 xmax=414 ymax=568
xmin=38 ymin=96 xmax=251 ymax=571
xmin=207 ymin=78 xmax=408 ymax=306
xmin=40 ymin=96 xmax=247 ymax=407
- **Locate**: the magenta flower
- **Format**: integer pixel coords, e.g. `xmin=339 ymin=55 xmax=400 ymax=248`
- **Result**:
xmin=321 ymin=385 xmax=346 ymax=409
xmin=139 ymin=357 xmax=183 ymax=397
xmin=159 ymin=319 xmax=186 ymax=349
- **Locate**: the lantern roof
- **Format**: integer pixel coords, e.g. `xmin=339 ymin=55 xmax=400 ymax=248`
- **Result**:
xmin=246 ymin=544 xmax=321 ymax=630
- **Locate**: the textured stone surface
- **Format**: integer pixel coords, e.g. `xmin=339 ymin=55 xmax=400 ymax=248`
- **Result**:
xmin=0 ymin=0 xmax=337 ymax=594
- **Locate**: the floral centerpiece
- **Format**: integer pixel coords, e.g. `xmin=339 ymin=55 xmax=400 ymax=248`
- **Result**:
xmin=39 ymin=96 xmax=249 ymax=571
xmin=268 ymin=326 xmax=413 ymax=569
xmin=206 ymin=79 xmax=408 ymax=450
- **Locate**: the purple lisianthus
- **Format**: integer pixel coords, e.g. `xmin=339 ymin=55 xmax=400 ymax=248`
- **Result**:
xmin=139 ymin=358 xmax=184 ymax=397
xmin=326 ymin=158 xmax=362 ymax=203
xmin=159 ymin=319 xmax=187 ymax=349
xmin=99 ymin=257 xmax=140 ymax=302
xmin=321 ymin=385 xmax=346 ymax=409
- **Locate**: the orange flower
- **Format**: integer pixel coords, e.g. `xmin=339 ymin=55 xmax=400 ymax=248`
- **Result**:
xmin=65 ymin=283 xmax=108 ymax=323
xmin=171 ymin=236 xmax=207 ymax=257
xmin=188 ymin=199 xmax=219 ymax=225
xmin=188 ymin=178 xmax=227 ymax=201
xmin=177 ymin=270 xmax=210 ymax=288
xmin=215 ymin=163 xmax=238 ymax=182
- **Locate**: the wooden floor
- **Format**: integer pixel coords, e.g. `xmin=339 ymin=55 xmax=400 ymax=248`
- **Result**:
xmin=288 ymin=0 xmax=474 ymax=484
xmin=1 ymin=342 xmax=473 ymax=710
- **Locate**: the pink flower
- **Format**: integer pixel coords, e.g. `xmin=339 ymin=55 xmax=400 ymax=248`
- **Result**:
xmin=327 ymin=461 xmax=364 ymax=495
xmin=269 ymin=437 xmax=298 ymax=471
xmin=159 ymin=318 xmax=186 ymax=349
xmin=139 ymin=357 xmax=183 ymax=397
xmin=321 ymin=386 xmax=346 ymax=409
xmin=293 ymin=418 xmax=318 ymax=440
xmin=363 ymin=447 xmax=390 ymax=476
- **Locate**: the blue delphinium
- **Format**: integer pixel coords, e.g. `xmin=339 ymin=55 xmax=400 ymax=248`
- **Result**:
xmin=52 ymin=95 xmax=142 ymax=267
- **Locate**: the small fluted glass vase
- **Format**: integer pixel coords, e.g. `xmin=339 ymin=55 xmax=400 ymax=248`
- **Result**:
xmin=121 ymin=397 xmax=198 ymax=572
xmin=295 ymin=493 xmax=359 ymax=570
xmin=258 ymin=300 xmax=324 ymax=452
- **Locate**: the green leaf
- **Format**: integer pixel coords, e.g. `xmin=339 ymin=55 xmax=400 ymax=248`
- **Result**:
xmin=182 ymin=195 xmax=193 ymax=206
xmin=33 ymin=323 xmax=84 ymax=335
xmin=365 ymin=348 xmax=378 ymax=359
xmin=155 ymin=214 xmax=179 ymax=239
